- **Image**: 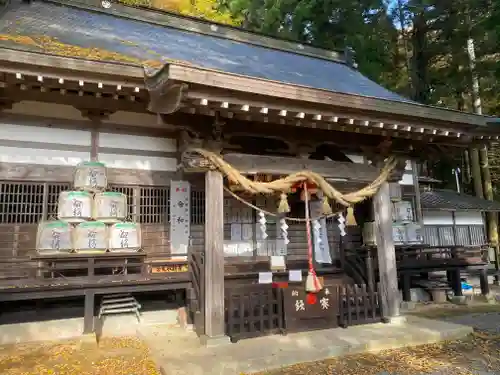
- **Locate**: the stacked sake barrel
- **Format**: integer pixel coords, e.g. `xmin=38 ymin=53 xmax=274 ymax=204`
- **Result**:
xmin=36 ymin=161 xmax=142 ymax=255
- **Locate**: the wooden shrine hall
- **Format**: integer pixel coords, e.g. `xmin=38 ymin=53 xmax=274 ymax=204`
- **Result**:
xmin=1 ymin=0 xmax=500 ymax=343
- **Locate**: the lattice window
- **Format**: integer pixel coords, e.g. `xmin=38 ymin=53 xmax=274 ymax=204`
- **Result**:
xmin=46 ymin=183 xmax=71 ymax=220
xmin=191 ymin=190 xmax=205 ymax=224
xmin=108 ymin=185 xmax=135 ymax=220
xmin=139 ymin=186 xmax=170 ymax=224
xmin=0 ymin=182 xmax=45 ymax=224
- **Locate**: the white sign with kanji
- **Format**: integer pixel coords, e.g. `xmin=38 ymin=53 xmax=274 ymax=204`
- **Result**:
xmin=170 ymin=181 xmax=190 ymax=258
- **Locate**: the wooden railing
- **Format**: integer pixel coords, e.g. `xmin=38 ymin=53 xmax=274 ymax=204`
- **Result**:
xmin=394 ymin=245 xmax=489 ymax=270
xmin=223 ymin=282 xmax=382 ymax=342
xmin=338 ymin=284 xmax=382 ymax=328
xmin=225 ymin=284 xmax=285 ymax=343
xmin=0 ymin=252 xmax=189 ymax=291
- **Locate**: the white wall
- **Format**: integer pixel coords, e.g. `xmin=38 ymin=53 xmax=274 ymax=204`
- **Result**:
xmin=98 ymin=132 xmax=177 ymax=172
xmin=455 ymin=211 xmax=484 ymax=225
xmin=0 ymin=123 xmax=91 ymax=166
xmin=1 ymin=101 xmax=178 ymax=173
xmin=345 ymin=154 xmax=364 ymax=164
xmin=423 ymin=210 xmax=485 ymax=225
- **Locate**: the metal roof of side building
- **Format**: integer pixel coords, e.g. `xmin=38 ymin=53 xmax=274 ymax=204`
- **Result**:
xmin=0 ymin=0 xmax=413 ymax=103
xmin=420 ymin=189 xmax=500 ymax=212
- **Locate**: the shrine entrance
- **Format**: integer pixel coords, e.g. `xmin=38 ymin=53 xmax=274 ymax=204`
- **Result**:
xmin=183 ymin=148 xmax=394 ymax=342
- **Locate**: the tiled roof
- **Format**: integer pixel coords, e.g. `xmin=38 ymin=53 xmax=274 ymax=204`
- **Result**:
xmin=0 ymin=1 xmax=414 ymax=103
xmin=421 ymin=189 xmax=500 ymax=212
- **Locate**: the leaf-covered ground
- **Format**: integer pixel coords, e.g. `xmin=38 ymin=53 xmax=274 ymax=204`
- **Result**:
xmin=257 ymin=304 xmax=500 ymax=375
xmin=0 ymin=337 xmax=161 ymax=375
xmin=2 ymin=304 xmax=500 ymax=375
xmin=256 ymin=333 xmax=500 ymax=375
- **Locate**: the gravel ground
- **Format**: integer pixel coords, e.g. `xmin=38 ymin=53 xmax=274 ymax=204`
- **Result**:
xmin=0 ymin=337 xmax=161 ymax=375
xmin=442 ymin=312 xmax=500 ymax=335
xmin=256 ymin=307 xmax=500 ymax=375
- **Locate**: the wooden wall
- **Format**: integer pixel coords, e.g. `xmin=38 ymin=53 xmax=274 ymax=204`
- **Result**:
xmin=0 ymin=107 xmax=365 ymax=260
xmin=0 ymin=117 xmax=180 ymax=258
xmin=422 ymin=210 xmax=486 ymax=246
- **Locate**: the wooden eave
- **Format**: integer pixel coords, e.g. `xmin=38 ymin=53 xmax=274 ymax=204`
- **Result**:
xmin=1 ymin=49 xmax=498 ymax=144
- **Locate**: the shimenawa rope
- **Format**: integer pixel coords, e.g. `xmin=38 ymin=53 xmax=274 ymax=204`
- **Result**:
xmin=189 ymin=148 xmax=397 ymax=207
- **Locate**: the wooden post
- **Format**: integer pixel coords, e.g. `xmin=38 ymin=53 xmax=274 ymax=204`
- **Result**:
xmin=479 ymin=145 xmax=499 ymax=285
xmin=470 ymin=147 xmax=483 ymax=199
xmin=411 ymin=160 xmax=423 ymax=224
xmin=373 ymin=181 xmax=401 ymax=321
xmin=451 ymin=212 xmax=458 ymax=245
xmin=203 ymin=169 xmax=228 ymax=343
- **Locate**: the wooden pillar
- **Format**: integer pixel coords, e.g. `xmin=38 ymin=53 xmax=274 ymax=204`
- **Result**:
xmin=203 ymin=169 xmax=227 ymax=341
xmin=373 ymin=181 xmax=400 ymax=320
xmin=83 ymin=290 xmax=95 ymax=334
xmin=479 ymin=145 xmax=499 ymax=285
xmin=470 ymin=147 xmax=483 ymax=198
xmin=451 ymin=212 xmax=458 ymax=245
xmin=411 ymin=160 xmax=423 ymax=224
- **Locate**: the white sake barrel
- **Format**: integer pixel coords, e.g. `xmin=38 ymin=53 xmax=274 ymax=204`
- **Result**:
xmin=93 ymin=192 xmax=127 ymax=223
xmin=36 ymin=220 xmax=73 ymax=254
xmin=73 ymin=221 xmax=108 ymax=254
xmin=405 ymin=222 xmax=424 ymax=244
xmin=58 ymin=191 xmax=93 ymax=223
xmin=73 ymin=161 xmax=107 ymax=192
xmin=108 ymin=222 xmax=141 ymax=252
xmin=392 ymin=224 xmax=406 ymax=245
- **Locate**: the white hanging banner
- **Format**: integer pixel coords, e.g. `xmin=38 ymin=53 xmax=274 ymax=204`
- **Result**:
xmin=309 ymin=199 xmax=332 ymax=264
xmin=170 ymin=181 xmax=190 ymax=259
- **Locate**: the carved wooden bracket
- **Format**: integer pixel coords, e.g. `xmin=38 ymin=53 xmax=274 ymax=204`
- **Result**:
xmin=148 ymin=82 xmax=187 ymax=114
xmin=178 ymin=129 xmax=204 ymax=154
xmin=144 ymin=65 xmax=187 ymax=115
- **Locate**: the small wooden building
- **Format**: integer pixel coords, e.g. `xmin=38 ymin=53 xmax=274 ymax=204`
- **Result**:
xmin=420 ymin=188 xmax=500 ymax=247
xmin=1 ymin=0 xmax=500 ymax=342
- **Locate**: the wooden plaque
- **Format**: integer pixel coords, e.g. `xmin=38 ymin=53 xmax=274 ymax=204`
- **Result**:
xmin=151 ymin=264 xmax=188 ymax=273
xmin=283 ymin=286 xmax=338 ymax=332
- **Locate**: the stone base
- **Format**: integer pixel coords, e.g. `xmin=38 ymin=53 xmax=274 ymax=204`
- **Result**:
xmin=78 ymin=333 xmax=98 ymax=349
xmin=384 ymin=315 xmax=407 ymax=325
xmin=400 ymin=301 xmax=416 ymax=311
xmin=199 ymin=334 xmax=231 ymax=347
xmin=430 ymin=289 xmax=448 ymax=303
xmin=450 ymin=296 xmax=470 ymax=305
xmin=473 ymin=293 xmax=497 ymax=304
